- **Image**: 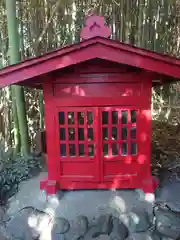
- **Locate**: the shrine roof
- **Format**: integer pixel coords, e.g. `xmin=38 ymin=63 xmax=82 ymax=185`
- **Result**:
xmin=0 ymin=13 xmax=180 ymax=88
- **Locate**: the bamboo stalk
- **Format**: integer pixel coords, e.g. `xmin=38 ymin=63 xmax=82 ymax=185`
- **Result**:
xmin=120 ymin=0 xmax=125 ymax=42
xmin=5 ymin=0 xmax=30 ymax=156
xmin=138 ymin=0 xmax=145 ymax=47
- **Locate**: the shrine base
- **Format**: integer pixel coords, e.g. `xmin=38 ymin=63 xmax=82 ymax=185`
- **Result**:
xmin=40 ymin=175 xmax=159 ymax=196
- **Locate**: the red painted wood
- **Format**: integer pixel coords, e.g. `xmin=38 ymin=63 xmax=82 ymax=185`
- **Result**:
xmin=52 ymin=71 xmax=144 ymax=85
xmin=1 ymin=36 xmax=180 ymax=78
xmin=53 ymin=83 xmax=143 ymax=98
xmin=40 ymin=177 xmax=157 ymax=193
xmin=80 ymin=15 xmax=111 ymax=40
xmin=40 ymin=73 xmax=155 ymax=194
xmin=54 ymin=59 xmax=135 ymax=74
xmin=55 ymin=106 xmax=100 ymax=182
xmin=51 ymin=97 xmax=147 ymax=109
xmin=99 ymin=106 xmax=140 ymax=182
xmin=43 ymin=83 xmax=58 ymax=181
xmin=1 ymin=37 xmax=180 ymax=88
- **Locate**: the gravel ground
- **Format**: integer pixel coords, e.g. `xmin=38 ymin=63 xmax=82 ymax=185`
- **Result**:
xmin=0 ymin=170 xmax=179 ymax=239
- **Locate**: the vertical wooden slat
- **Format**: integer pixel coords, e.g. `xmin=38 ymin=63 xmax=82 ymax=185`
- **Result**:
xmin=127 ymin=109 xmax=131 ymax=156
xmin=65 ymin=110 xmax=69 ymax=158
xmin=108 ymin=108 xmax=112 ymax=157
xmin=118 ymin=109 xmax=122 ymax=156
xmin=98 ymin=107 xmax=103 ymax=181
xmin=84 ymin=110 xmax=88 ymax=158
xmin=74 ymin=110 xmax=79 ymax=158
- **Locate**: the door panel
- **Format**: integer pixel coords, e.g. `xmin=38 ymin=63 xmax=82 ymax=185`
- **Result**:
xmin=56 ymin=107 xmax=100 ymax=182
xmin=56 ymin=106 xmax=140 ymax=184
xmin=99 ymin=107 xmax=139 ymax=182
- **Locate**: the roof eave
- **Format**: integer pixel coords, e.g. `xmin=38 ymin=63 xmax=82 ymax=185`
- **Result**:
xmin=1 ymin=37 xmax=180 ymax=88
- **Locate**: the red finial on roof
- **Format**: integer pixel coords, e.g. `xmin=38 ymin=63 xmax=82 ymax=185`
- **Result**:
xmin=80 ymin=11 xmax=111 ymax=41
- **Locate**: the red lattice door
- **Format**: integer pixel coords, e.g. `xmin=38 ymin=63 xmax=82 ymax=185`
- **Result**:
xmin=56 ymin=107 xmax=100 ymax=182
xmin=56 ymin=106 xmax=140 ymax=188
xmin=100 ymin=107 xmax=139 ymax=185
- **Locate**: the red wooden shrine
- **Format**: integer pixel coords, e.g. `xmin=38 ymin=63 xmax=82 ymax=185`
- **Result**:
xmin=1 ymin=14 xmax=180 ymax=195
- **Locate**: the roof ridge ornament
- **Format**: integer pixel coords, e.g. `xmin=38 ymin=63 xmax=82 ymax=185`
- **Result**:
xmin=80 ymin=11 xmax=112 ymax=41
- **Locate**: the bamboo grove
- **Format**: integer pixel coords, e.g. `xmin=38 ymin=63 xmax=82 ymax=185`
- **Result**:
xmin=0 ymin=0 xmax=179 ymax=156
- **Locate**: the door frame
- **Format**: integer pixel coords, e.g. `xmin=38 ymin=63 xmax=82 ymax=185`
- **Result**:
xmin=55 ymin=105 xmax=140 ymax=183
